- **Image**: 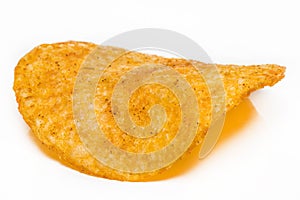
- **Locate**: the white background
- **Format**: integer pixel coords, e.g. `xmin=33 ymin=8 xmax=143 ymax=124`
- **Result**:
xmin=1 ymin=0 xmax=299 ymax=199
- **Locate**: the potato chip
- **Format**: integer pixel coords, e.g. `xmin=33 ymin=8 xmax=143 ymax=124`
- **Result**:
xmin=13 ymin=41 xmax=285 ymax=181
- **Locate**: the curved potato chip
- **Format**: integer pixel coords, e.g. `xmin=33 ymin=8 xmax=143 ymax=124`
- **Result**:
xmin=13 ymin=41 xmax=285 ymax=181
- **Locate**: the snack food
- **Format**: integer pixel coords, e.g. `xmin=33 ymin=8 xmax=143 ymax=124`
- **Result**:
xmin=13 ymin=41 xmax=285 ymax=181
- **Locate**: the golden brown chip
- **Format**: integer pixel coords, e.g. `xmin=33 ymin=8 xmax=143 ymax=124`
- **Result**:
xmin=13 ymin=41 xmax=285 ymax=181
